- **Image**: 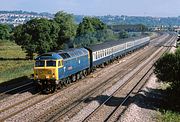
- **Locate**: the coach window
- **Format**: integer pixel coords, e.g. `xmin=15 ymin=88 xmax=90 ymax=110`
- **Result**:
xmin=93 ymin=53 xmax=95 ymax=60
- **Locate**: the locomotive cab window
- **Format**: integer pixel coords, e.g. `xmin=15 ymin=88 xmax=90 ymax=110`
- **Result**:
xmin=58 ymin=60 xmax=63 ymax=67
xmin=46 ymin=61 xmax=56 ymax=67
xmin=35 ymin=61 xmax=45 ymax=67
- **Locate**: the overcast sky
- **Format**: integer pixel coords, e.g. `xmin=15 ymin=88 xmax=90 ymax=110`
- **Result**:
xmin=0 ymin=0 xmax=180 ymax=17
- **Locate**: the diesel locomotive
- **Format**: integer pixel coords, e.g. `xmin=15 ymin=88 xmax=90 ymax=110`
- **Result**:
xmin=34 ymin=36 xmax=150 ymax=93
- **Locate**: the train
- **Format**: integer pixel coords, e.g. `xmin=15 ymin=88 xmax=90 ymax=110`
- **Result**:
xmin=33 ymin=36 xmax=150 ymax=93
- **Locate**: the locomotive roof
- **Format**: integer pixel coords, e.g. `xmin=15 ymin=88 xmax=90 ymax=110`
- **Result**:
xmin=57 ymin=48 xmax=88 ymax=60
xmin=35 ymin=48 xmax=88 ymax=60
xmin=86 ymin=36 xmax=147 ymax=52
xmin=35 ymin=53 xmax=61 ymax=60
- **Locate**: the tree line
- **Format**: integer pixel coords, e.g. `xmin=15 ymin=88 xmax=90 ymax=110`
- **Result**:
xmin=0 ymin=11 xmax=147 ymax=59
xmin=108 ymin=24 xmax=148 ymax=32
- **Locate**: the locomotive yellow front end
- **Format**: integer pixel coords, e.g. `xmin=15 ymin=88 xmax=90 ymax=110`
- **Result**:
xmin=33 ymin=53 xmax=62 ymax=93
xmin=34 ymin=60 xmax=57 ymax=81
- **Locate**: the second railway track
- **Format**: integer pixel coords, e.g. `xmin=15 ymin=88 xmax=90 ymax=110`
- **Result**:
xmin=81 ymin=35 xmax=175 ymax=122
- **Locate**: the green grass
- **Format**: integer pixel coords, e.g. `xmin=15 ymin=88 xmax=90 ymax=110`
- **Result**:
xmin=157 ymin=82 xmax=180 ymax=122
xmin=0 ymin=40 xmax=34 ymax=83
xmin=0 ymin=40 xmax=26 ymax=59
xmin=158 ymin=110 xmax=180 ymax=122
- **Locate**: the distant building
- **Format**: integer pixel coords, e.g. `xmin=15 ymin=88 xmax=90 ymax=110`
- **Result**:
xmin=0 ymin=11 xmax=53 ymax=26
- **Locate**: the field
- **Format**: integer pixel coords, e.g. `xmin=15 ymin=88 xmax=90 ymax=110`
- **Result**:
xmin=0 ymin=40 xmax=34 ymax=83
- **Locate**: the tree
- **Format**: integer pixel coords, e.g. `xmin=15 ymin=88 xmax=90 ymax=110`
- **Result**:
xmin=154 ymin=48 xmax=180 ymax=83
xmin=54 ymin=11 xmax=76 ymax=47
xmin=74 ymin=17 xmax=110 ymax=47
xmin=76 ymin=17 xmax=95 ymax=37
xmin=119 ymin=30 xmax=128 ymax=39
xmin=0 ymin=24 xmax=12 ymax=40
xmin=76 ymin=17 xmax=107 ymax=37
xmin=13 ymin=18 xmax=60 ymax=59
xmin=154 ymin=53 xmax=176 ymax=82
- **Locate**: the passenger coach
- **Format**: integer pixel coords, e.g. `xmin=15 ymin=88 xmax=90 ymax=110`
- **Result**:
xmin=86 ymin=37 xmax=150 ymax=68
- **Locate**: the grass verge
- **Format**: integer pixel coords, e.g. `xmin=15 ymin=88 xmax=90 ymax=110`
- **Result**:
xmin=158 ymin=82 xmax=180 ymax=122
xmin=158 ymin=110 xmax=180 ymax=122
xmin=0 ymin=40 xmax=34 ymax=83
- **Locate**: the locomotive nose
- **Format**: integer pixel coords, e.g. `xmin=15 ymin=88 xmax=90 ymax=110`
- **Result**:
xmin=34 ymin=69 xmax=56 ymax=80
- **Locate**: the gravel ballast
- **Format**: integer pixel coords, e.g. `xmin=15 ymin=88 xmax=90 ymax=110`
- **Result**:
xmin=119 ymin=44 xmax=177 ymax=122
xmin=119 ymin=74 xmax=162 ymax=122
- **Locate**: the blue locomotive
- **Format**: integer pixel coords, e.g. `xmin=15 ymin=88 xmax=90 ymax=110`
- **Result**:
xmin=34 ymin=36 xmax=150 ymax=92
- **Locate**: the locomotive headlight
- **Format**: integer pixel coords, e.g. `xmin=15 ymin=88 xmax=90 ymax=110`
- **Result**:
xmin=35 ymin=74 xmax=38 ymax=79
xmin=52 ymin=73 xmax=55 ymax=78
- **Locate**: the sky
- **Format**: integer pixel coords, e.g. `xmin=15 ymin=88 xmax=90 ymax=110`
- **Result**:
xmin=0 ymin=0 xmax=180 ymax=17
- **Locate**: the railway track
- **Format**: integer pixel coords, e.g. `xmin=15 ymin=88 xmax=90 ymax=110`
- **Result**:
xmin=0 ymin=81 xmax=34 ymax=99
xmin=81 ymin=35 xmax=175 ymax=122
xmin=0 ymin=34 xmax=174 ymax=121
xmin=0 ymin=51 xmax=144 ymax=121
xmin=0 ymin=43 xmax=148 ymax=121
xmin=104 ymin=35 xmax=176 ymax=122
xmin=35 ymin=50 xmax=152 ymax=121
xmin=0 ymin=77 xmax=82 ymax=121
